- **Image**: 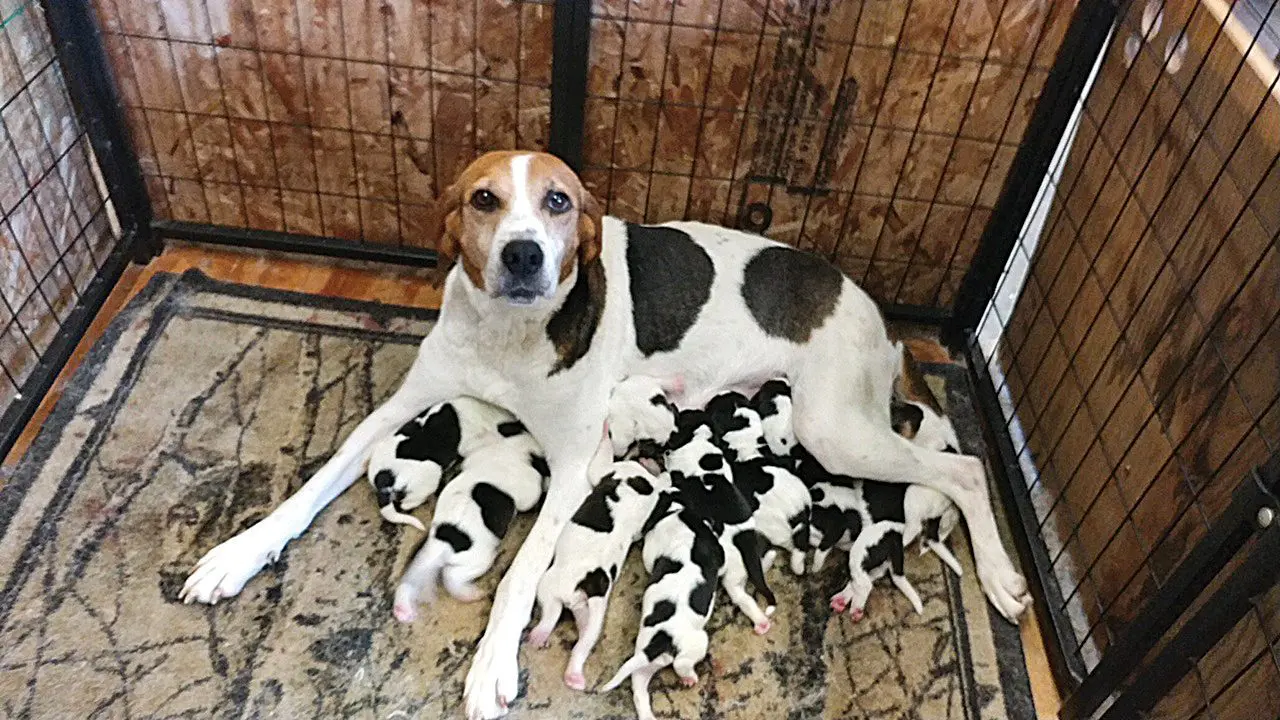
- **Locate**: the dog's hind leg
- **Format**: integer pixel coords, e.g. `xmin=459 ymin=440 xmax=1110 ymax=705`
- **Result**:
xmin=182 ymin=340 xmax=463 ymax=605
xmin=565 ymin=595 xmax=607 ymax=690
xmin=791 ymin=364 xmax=1030 ymax=622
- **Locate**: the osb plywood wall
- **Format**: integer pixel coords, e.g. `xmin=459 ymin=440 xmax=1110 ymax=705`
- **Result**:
xmin=992 ymin=0 xmax=1280 ymax=671
xmin=94 ymin=0 xmax=1074 ymax=309
xmin=1 ymin=0 xmax=118 ymax=416
xmin=92 ymin=0 xmax=554 ymax=246
xmin=582 ymin=0 xmax=1072 ymax=306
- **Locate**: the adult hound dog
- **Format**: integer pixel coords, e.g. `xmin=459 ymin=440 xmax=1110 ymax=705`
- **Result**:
xmin=181 ymin=151 xmax=1030 ymax=719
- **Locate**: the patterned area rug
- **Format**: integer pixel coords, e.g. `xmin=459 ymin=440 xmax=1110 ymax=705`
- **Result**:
xmin=0 ymin=271 xmax=1033 ymax=719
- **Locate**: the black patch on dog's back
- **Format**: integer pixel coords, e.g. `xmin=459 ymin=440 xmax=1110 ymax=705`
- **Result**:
xmin=546 ymin=257 xmax=606 ymax=376
xmin=698 ymin=453 xmax=724 ymax=471
xmin=643 ymin=630 xmax=675 ymax=661
xmin=576 ymin=568 xmax=611 ymax=598
xmin=733 ymin=461 xmax=774 ymax=509
xmin=396 ymin=403 xmax=462 ymax=465
xmin=497 ymin=420 xmax=526 ymax=437
xmin=529 ymin=453 xmax=551 ymax=478
xmin=741 ymin=245 xmax=843 ymax=342
xmin=626 ymin=476 xmax=654 ymax=495
xmin=651 ymin=557 xmax=683 ymax=584
xmin=643 ymin=600 xmax=677 ymax=627
xmin=471 ymin=483 xmax=517 ymax=538
xmin=863 ymin=481 xmax=907 ymax=524
xmin=689 ymin=579 xmax=715 ymax=616
xmin=434 ymin=522 xmax=473 ymax=552
xmin=626 ymin=224 xmax=715 ymax=356
xmin=863 ymin=529 xmax=905 ymax=574
xmin=572 ymin=474 xmax=621 ymax=532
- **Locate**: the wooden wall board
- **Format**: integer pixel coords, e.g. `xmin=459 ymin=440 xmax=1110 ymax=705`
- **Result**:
xmin=92 ymin=0 xmax=554 ymax=247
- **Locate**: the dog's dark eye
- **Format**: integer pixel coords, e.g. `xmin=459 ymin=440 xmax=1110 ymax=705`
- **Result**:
xmin=470 ymin=189 xmax=498 ymax=211
xmin=545 ymin=190 xmax=571 ymax=214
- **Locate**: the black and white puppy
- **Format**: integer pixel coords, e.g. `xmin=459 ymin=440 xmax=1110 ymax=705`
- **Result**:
xmin=806 ymin=398 xmax=965 ymax=620
xmin=367 ymin=397 xmax=519 ymax=529
xmin=666 ymin=410 xmax=776 ymax=634
xmin=392 ymin=427 xmax=549 ymax=620
xmin=528 ymin=461 xmax=668 ymax=690
xmin=752 ymin=379 xmax=796 ymax=461
xmin=705 ymin=391 xmax=811 ymax=576
xmin=606 ymin=375 xmax=679 ymax=466
xmin=601 ymin=488 xmax=723 ymax=720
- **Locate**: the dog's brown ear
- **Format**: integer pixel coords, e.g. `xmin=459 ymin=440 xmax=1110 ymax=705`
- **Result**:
xmin=428 ymin=182 xmax=462 ymax=284
xmin=576 ymin=191 xmax=604 ymax=265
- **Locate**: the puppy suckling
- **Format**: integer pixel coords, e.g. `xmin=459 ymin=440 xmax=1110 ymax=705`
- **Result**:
xmin=392 ymin=426 xmax=549 ymax=621
xmin=802 ymin=397 xmax=966 ymax=620
xmin=528 ymin=461 xmax=668 ymax=690
xmin=752 ymin=379 xmax=796 ymax=461
xmin=705 ymin=390 xmax=811 ymax=576
xmin=666 ymin=410 xmax=776 ymax=634
xmin=366 ymin=397 xmax=519 ymax=529
xmin=601 ymin=487 xmax=724 ymax=720
xmin=606 ymin=375 xmax=679 ymax=465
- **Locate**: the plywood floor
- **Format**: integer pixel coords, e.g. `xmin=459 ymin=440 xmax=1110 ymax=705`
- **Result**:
xmin=0 ymin=242 xmax=1061 ymax=718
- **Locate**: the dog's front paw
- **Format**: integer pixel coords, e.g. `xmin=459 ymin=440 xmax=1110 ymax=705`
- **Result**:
xmin=977 ymin=555 xmax=1031 ymax=623
xmin=829 ymin=592 xmax=851 ymax=614
xmin=464 ymin=629 xmax=521 ymax=719
xmin=179 ymin=524 xmax=286 ymax=604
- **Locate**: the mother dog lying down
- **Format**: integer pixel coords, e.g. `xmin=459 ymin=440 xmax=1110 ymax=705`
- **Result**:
xmin=180 ymin=151 xmax=1031 ymax=719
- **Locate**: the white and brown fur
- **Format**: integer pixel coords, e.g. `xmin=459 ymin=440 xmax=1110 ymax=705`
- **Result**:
xmin=367 ymin=397 xmax=521 ymax=530
xmin=601 ymin=488 xmax=723 ymax=720
xmin=181 ymin=151 xmax=1028 ymax=719
xmin=528 ymin=461 xmax=667 ymax=690
xmin=392 ymin=427 xmax=549 ymax=620
xmin=666 ymin=411 xmax=777 ymax=634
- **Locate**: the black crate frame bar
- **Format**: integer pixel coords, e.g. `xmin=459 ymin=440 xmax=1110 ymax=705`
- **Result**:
xmin=0 ymin=0 xmax=153 ymax=462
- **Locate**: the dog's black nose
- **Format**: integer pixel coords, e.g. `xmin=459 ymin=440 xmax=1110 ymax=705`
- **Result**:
xmin=501 ymin=240 xmax=543 ymax=277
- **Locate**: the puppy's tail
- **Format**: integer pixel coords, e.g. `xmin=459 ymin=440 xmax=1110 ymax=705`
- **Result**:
xmin=380 ymin=503 xmax=426 ymax=531
xmin=600 ymin=652 xmax=658 ymax=692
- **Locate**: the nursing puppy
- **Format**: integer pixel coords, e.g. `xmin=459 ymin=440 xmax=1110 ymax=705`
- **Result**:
xmin=601 ymin=488 xmax=723 ymax=720
xmin=705 ymin=391 xmax=811 ymax=576
xmin=182 ymin=151 xmax=1028 ymax=719
xmin=752 ymin=379 xmax=796 ymax=461
xmin=666 ymin=411 xmax=776 ymax=633
xmin=528 ymin=461 xmax=667 ymax=690
xmin=367 ymin=397 xmax=519 ymax=529
xmin=607 ymin=375 xmax=678 ymax=465
xmin=393 ymin=428 xmax=549 ymax=620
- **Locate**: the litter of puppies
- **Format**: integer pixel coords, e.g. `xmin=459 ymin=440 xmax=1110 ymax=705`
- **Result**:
xmin=368 ymin=365 xmax=970 ymax=719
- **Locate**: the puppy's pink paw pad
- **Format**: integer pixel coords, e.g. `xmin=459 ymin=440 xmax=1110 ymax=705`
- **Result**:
xmin=850 ymin=608 xmax=865 ymax=622
xmin=679 ymin=676 xmax=697 ymax=687
xmin=563 ymin=671 xmax=586 ymax=691
xmin=393 ymin=603 xmax=417 ymax=623
xmin=754 ymin=620 xmax=771 ymax=635
xmin=830 ymin=596 xmax=848 ymax=613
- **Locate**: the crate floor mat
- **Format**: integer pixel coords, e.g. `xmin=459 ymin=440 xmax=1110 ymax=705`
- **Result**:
xmin=0 ymin=270 xmax=1033 ymax=718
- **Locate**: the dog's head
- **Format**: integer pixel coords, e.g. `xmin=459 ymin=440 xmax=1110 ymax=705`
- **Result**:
xmin=429 ymin=151 xmax=603 ymax=306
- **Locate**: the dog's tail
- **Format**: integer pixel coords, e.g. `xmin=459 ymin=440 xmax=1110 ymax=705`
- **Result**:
xmin=734 ymin=530 xmax=777 ymax=613
xmin=600 ymin=651 xmax=665 ymax=692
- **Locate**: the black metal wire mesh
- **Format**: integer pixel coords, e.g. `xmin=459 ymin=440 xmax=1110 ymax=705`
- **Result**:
xmin=89 ymin=0 xmax=554 ymax=248
xmin=1 ymin=0 xmax=118 ymax=426
xmin=977 ymin=0 xmax=1280 ymax=677
xmin=578 ymin=0 xmax=1072 ymax=308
